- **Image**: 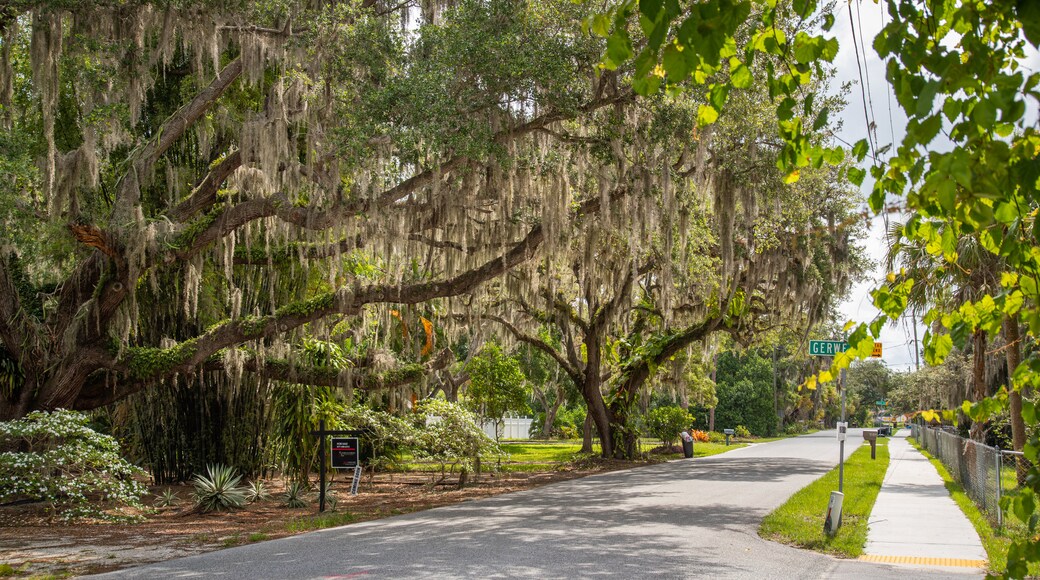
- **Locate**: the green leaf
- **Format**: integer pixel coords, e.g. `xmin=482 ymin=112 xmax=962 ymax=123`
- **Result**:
xmin=1017 ymin=0 xmax=1040 ymax=47
xmin=632 ymin=76 xmax=663 ymax=96
xmin=822 ymin=13 xmax=835 ymax=32
xmin=607 ymin=33 xmax=634 ymax=65
xmin=870 ymin=317 xmax=885 ymax=338
xmin=852 ymin=139 xmax=870 ymax=161
xmin=995 ymin=202 xmax=1018 ymax=224
xmin=793 ymin=32 xmax=818 ymax=64
xmin=924 ymin=332 xmax=953 ymax=365
xmin=730 ymin=61 xmax=752 ymax=89
xmin=942 ymin=97 xmax=962 ymax=122
xmin=812 ymin=107 xmax=829 ymax=131
xmin=663 ymin=44 xmax=690 ymax=80
xmin=848 ymin=167 xmax=866 ymax=186
xmin=914 ymin=114 xmax=942 ymax=144
xmin=709 ymin=83 xmax=729 ymax=111
xmin=916 ymin=81 xmax=939 ymax=117
xmin=1023 ymin=400 xmax=1037 ymax=425
xmin=697 ymin=104 xmax=719 ymax=126
xmin=639 ymin=0 xmax=665 ymax=20
xmin=972 ymin=99 xmax=997 ymax=130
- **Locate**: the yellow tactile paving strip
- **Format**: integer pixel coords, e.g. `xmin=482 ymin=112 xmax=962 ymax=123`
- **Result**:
xmin=857 ymin=554 xmax=987 ymax=568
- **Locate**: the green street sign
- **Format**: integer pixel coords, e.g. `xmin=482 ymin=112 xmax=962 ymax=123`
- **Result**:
xmin=809 ymin=340 xmax=848 ymax=356
xmin=876 ymin=400 xmax=886 ymax=406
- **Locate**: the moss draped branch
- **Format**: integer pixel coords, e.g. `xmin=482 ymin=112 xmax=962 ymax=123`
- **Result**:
xmin=50 ymin=58 xmax=245 ymax=354
xmin=118 ymin=222 xmax=544 ymax=385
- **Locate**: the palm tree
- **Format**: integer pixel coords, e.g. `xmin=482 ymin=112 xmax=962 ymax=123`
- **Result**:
xmin=886 ymin=221 xmax=1004 ymax=442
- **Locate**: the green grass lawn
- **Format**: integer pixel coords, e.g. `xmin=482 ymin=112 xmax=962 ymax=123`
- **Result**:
xmin=393 ymin=439 xmax=746 ymax=472
xmin=758 ymin=439 xmax=889 ymax=557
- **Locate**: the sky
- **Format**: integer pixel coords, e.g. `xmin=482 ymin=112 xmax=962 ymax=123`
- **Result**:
xmin=830 ymin=1 xmax=920 ymax=374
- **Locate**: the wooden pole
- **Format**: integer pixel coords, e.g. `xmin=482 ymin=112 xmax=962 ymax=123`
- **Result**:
xmin=319 ymin=419 xmax=326 ymax=513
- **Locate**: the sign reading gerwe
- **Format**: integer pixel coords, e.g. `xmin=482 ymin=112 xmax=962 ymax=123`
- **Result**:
xmin=809 ymin=340 xmax=848 ymax=356
xmin=809 ymin=340 xmax=883 ymax=358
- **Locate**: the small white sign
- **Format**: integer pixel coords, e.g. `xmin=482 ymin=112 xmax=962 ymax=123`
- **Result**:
xmin=836 ymin=422 xmax=848 ymax=442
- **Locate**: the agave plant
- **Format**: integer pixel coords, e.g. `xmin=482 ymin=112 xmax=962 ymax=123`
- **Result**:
xmin=246 ymin=480 xmax=270 ymax=503
xmin=154 ymin=488 xmax=179 ymax=508
xmin=283 ymin=481 xmax=308 ymax=509
xmin=192 ymin=464 xmax=248 ymax=513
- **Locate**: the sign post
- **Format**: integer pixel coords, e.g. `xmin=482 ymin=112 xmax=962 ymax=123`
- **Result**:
xmin=310 ymin=421 xmax=364 ymax=512
xmin=809 ymin=339 xmax=852 ymax=534
xmin=808 ymin=339 xmax=883 ymax=535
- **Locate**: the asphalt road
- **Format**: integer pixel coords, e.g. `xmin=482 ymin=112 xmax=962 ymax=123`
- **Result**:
xmin=95 ymin=429 xmax=968 ymax=579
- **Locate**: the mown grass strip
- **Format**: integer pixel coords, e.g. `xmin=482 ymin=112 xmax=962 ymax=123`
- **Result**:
xmin=284 ymin=511 xmax=357 ymax=533
xmin=759 ymin=438 xmax=889 ymax=557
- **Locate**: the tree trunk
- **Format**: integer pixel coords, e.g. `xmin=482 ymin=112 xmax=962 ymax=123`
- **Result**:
xmin=581 ymin=410 xmax=594 ymax=453
xmin=968 ymin=329 xmax=988 ymax=442
xmin=1005 ymin=318 xmax=1027 ymax=484
xmin=586 ymin=395 xmax=613 ymax=458
xmin=708 ymin=407 xmax=715 ymax=432
xmin=542 ymin=386 xmax=564 ymax=438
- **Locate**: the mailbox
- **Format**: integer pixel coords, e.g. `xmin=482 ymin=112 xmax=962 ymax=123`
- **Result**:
xmin=723 ymin=428 xmax=735 ymax=446
xmin=862 ymin=429 xmax=878 ymax=459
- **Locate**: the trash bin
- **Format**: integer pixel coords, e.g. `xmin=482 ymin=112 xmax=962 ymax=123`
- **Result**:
xmin=682 ymin=439 xmax=694 ymax=458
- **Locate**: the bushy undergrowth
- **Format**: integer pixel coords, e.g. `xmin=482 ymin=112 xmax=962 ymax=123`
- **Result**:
xmin=645 ymin=406 xmax=695 ymax=447
xmin=0 ymin=410 xmax=146 ymax=521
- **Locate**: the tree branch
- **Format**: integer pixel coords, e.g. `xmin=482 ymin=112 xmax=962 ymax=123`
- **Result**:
xmin=483 ymin=314 xmax=581 ymax=382
xmin=50 ymin=59 xmax=245 ymax=351
xmin=170 ymin=150 xmax=243 ymax=222
xmin=612 ymin=315 xmax=725 ymax=397
xmin=122 ymin=222 xmax=545 ymax=383
xmin=238 ymin=347 xmax=454 ymax=390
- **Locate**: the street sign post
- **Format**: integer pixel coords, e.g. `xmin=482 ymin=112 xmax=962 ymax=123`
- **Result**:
xmin=808 ymin=340 xmax=851 ymax=534
xmin=310 ymin=421 xmax=364 ymax=512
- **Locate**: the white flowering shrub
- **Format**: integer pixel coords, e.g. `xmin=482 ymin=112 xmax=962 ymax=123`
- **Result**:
xmin=413 ymin=400 xmax=502 ymax=486
xmin=0 ymin=410 xmax=147 ymax=521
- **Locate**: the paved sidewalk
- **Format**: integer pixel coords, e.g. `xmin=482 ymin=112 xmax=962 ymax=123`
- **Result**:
xmin=860 ymin=429 xmax=987 ymax=575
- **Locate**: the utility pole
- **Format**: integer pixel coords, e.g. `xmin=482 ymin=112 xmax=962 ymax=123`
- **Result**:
xmin=911 ymin=311 xmax=921 ymax=371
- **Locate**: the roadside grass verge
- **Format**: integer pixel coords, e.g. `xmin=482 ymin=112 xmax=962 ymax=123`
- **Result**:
xmin=694 ymin=442 xmax=746 ymax=458
xmin=759 ymin=439 xmax=889 ymax=557
xmin=284 ymin=511 xmax=357 ymax=533
xmin=908 ymin=438 xmax=1039 ymax=577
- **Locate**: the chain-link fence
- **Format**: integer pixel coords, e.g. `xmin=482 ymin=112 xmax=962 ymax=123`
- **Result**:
xmin=911 ymin=424 xmax=1023 ymax=527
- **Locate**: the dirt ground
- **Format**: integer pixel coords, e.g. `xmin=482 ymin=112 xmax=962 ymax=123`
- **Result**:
xmin=0 ymin=463 xmax=637 ymax=578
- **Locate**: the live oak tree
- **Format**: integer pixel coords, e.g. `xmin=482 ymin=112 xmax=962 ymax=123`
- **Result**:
xmin=486 ymin=69 xmax=864 ymax=458
xmin=0 ymin=0 xmax=637 ymax=419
